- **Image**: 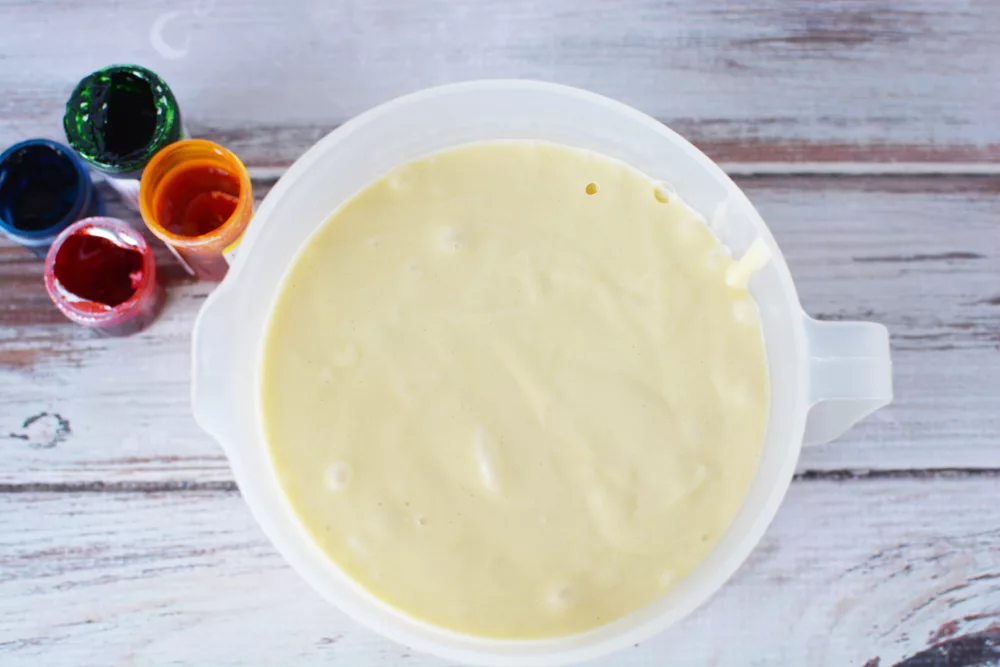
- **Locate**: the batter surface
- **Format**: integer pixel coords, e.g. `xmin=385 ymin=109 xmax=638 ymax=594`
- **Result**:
xmin=260 ymin=142 xmax=769 ymax=638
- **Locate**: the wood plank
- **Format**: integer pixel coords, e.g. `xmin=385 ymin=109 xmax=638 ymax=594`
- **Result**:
xmin=1 ymin=0 xmax=999 ymax=165
xmin=2 ymin=175 xmax=998 ymax=483
xmin=1 ymin=477 xmax=998 ymax=666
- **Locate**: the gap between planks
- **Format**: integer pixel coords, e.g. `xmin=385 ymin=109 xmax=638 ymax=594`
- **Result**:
xmin=3 ymin=469 xmax=1000 ymax=495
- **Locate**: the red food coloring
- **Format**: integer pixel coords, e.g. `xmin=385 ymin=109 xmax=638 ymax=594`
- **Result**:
xmin=53 ymin=230 xmax=144 ymax=308
xmin=45 ymin=217 xmax=163 ymax=336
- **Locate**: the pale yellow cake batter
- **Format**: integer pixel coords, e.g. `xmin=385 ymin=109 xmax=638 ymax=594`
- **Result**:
xmin=260 ymin=142 xmax=769 ymax=638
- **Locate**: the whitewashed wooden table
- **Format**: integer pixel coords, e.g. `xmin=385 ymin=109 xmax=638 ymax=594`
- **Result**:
xmin=2 ymin=1 xmax=999 ymax=666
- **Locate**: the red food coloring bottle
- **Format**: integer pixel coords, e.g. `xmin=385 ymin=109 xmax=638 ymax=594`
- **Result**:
xmin=44 ymin=217 xmax=164 ymax=336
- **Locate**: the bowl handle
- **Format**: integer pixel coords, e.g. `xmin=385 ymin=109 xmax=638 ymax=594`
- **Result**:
xmin=190 ymin=287 xmax=237 ymax=449
xmin=802 ymin=316 xmax=893 ymax=446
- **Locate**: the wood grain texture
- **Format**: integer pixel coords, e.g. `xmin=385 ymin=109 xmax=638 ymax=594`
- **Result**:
xmin=3 ymin=3 xmax=998 ymax=666
xmin=2 ymin=175 xmax=998 ymax=483
xmin=1 ymin=477 xmax=998 ymax=666
xmin=1 ymin=0 xmax=998 ymax=165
